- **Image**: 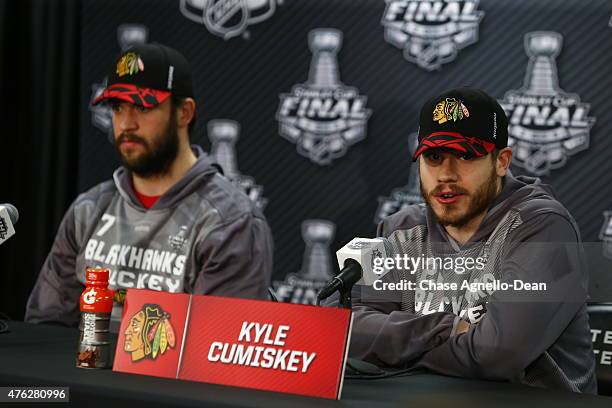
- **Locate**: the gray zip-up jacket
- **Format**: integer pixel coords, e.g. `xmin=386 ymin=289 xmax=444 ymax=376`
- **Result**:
xmin=26 ymin=146 xmax=273 ymax=326
xmin=344 ymin=173 xmax=597 ymax=393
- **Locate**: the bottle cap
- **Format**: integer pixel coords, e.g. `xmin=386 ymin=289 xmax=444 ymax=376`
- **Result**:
xmin=86 ymin=268 xmax=110 ymax=283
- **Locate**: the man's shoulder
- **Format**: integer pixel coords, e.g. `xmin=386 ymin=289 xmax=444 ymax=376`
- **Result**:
xmin=73 ymin=179 xmax=117 ymax=209
xmin=192 ymin=173 xmax=264 ymax=225
xmin=378 ymin=204 xmax=427 ymax=237
xmin=512 ymin=195 xmax=575 ymax=225
xmin=506 ymin=195 xmax=581 ymax=242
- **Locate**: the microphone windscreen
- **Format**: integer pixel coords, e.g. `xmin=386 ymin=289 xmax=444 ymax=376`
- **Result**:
xmin=3 ymin=204 xmax=19 ymax=225
xmin=336 ymin=237 xmax=393 ymax=286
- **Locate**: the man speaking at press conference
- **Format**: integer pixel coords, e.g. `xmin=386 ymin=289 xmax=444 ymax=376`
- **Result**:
xmin=25 ymin=43 xmax=274 ymax=326
xmin=340 ymin=88 xmax=597 ymax=393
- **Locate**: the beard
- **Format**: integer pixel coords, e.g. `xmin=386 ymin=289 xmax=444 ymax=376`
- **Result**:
xmin=421 ymin=164 xmax=500 ymax=229
xmin=114 ymin=110 xmax=179 ymax=178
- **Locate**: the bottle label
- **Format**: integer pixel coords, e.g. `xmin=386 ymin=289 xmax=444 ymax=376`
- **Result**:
xmin=82 ymin=313 xmax=96 ymax=344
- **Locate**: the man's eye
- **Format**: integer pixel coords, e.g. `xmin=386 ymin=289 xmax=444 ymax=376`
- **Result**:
xmin=137 ymin=106 xmax=151 ymax=113
xmin=459 ymin=153 xmax=475 ymax=161
xmin=110 ymin=104 xmax=122 ymax=113
xmin=424 ymin=152 xmax=441 ymax=161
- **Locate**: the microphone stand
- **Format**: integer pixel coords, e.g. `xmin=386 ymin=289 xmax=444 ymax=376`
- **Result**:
xmin=317 ymin=275 xmax=356 ymax=309
xmin=338 ymin=284 xmax=352 ymax=309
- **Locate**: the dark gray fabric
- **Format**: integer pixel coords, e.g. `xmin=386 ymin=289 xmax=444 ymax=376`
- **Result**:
xmin=25 ymin=146 xmax=273 ymax=326
xmin=343 ymin=173 xmax=597 ymax=393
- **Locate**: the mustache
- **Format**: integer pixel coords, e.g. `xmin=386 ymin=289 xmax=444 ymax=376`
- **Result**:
xmin=116 ymin=133 xmax=147 ymax=146
xmin=429 ymin=185 xmax=469 ymax=196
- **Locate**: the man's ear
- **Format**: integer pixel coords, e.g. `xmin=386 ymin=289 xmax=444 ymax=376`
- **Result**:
xmin=176 ymin=98 xmax=196 ymax=129
xmin=496 ymin=147 xmax=513 ymax=177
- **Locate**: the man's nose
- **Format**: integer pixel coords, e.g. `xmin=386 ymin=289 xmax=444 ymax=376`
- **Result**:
xmin=437 ymin=156 xmax=458 ymax=183
xmin=116 ymin=107 xmax=139 ymax=133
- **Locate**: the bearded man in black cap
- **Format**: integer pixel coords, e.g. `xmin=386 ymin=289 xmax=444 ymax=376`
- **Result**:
xmin=26 ymin=43 xmax=273 ymax=327
xmin=344 ymin=87 xmax=596 ymax=393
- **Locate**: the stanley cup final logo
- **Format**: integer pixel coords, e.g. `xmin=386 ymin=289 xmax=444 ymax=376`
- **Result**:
xmin=180 ymin=0 xmax=281 ymax=40
xmin=375 ymin=132 xmax=424 ymax=223
xmin=272 ymin=220 xmax=336 ymax=305
xmin=208 ymin=120 xmax=267 ymax=209
xmin=277 ymin=29 xmax=372 ymax=166
xmin=500 ymin=32 xmax=595 ymax=176
xmin=90 ymin=24 xmax=149 ymax=133
xmin=381 ymin=0 xmax=484 ymax=71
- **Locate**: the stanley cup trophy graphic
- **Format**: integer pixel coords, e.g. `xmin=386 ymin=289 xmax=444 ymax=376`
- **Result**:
xmin=500 ymin=31 xmax=594 ymax=176
xmin=522 ymin=32 xmax=562 ymax=96
xmin=209 ymin=120 xmax=241 ymax=179
xmin=117 ymin=24 xmax=148 ymax=52
xmin=307 ymin=29 xmax=343 ymax=90
xmin=374 ymin=133 xmax=424 ymax=223
xmin=277 ymin=28 xmax=371 ymax=166
xmin=208 ymin=120 xmax=267 ymax=209
xmin=299 ymin=220 xmax=336 ymax=281
xmin=272 ymin=220 xmax=336 ymax=305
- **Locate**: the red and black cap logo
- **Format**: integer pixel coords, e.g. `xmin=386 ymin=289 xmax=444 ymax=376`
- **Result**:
xmin=413 ymin=87 xmax=508 ymax=161
xmin=92 ymin=43 xmax=193 ymax=108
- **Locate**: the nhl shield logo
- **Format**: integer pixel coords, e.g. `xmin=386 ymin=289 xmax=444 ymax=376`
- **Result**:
xmin=180 ymin=0 xmax=280 ymax=40
xmin=277 ymin=29 xmax=372 ymax=165
xmin=499 ymin=32 xmax=595 ymax=176
xmin=381 ymin=0 xmax=484 ymax=71
xmin=375 ymin=133 xmax=424 ymax=223
xmin=600 ymin=211 xmax=612 ymax=260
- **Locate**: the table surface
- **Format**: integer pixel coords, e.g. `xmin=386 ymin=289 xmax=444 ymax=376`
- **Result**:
xmin=0 ymin=321 xmax=610 ymax=408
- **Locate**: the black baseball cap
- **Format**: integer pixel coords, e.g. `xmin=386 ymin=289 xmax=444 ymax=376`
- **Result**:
xmin=412 ymin=87 xmax=508 ymax=161
xmin=92 ymin=43 xmax=194 ymax=108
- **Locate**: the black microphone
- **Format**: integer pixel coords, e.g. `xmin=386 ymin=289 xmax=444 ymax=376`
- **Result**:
xmin=317 ymin=259 xmax=362 ymax=301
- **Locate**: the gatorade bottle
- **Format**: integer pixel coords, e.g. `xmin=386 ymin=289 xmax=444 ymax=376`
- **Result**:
xmin=76 ymin=268 xmax=114 ymax=369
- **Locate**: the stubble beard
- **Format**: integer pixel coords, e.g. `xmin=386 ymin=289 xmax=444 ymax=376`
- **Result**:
xmin=421 ymin=164 xmax=500 ymax=229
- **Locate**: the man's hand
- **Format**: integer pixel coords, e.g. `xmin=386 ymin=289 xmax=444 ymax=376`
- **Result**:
xmin=456 ymin=319 xmax=470 ymax=335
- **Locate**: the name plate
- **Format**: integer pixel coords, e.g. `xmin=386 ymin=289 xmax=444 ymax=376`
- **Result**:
xmin=113 ymin=289 xmax=353 ymax=399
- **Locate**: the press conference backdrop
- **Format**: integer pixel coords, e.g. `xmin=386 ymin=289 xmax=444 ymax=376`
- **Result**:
xmin=79 ymin=0 xmax=612 ymax=304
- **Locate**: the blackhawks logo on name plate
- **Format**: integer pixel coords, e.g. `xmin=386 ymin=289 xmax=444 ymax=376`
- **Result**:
xmin=123 ymin=304 xmax=176 ymax=362
xmin=381 ymin=0 xmax=484 ymax=71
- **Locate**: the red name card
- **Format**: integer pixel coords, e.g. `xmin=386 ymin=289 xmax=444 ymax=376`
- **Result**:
xmin=113 ymin=289 xmax=353 ymax=399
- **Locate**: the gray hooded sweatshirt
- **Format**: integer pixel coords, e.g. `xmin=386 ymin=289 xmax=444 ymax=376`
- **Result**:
xmin=26 ymin=146 xmax=273 ymax=326
xmin=344 ymin=173 xmax=597 ymax=394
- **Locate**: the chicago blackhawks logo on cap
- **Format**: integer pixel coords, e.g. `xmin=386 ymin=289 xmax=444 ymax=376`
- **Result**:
xmin=433 ymin=97 xmax=470 ymax=124
xmin=116 ymin=52 xmax=145 ymax=77
xmin=123 ymin=304 xmax=176 ymax=362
